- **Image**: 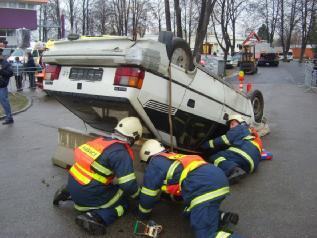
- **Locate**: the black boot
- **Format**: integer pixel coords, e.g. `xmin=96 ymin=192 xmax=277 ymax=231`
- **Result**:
xmin=53 ymin=184 xmax=71 ymax=206
xmin=75 ymin=212 xmax=107 ymax=235
xmin=219 ymin=211 xmax=239 ymax=230
xmin=228 ymin=167 xmax=246 ymax=185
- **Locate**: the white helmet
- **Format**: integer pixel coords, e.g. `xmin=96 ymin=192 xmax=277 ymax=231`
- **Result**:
xmin=115 ymin=117 xmax=142 ymax=141
xmin=139 ymin=139 xmax=165 ymax=163
xmin=228 ymin=114 xmax=245 ymax=124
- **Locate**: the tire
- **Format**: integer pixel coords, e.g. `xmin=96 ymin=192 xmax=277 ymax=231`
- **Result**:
xmin=168 ymin=37 xmax=195 ymax=71
xmin=248 ymin=89 xmax=264 ymax=123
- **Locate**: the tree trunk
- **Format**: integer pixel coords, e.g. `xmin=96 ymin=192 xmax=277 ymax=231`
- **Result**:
xmin=193 ymin=0 xmax=216 ymax=62
xmin=164 ymin=0 xmax=172 ymax=31
xmin=86 ymin=0 xmax=89 ymax=35
xmin=55 ymin=0 xmax=62 ymax=39
xmin=174 ymin=0 xmax=183 ymax=37
xmin=188 ymin=0 xmax=193 ymax=47
xmin=82 ymin=0 xmax=86 ymax=35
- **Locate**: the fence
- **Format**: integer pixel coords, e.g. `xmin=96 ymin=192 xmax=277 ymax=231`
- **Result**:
xmin=202 ymin=57 xmax=226 ymax=77
xmin=304 ymin=61 xmax=317 ymax=92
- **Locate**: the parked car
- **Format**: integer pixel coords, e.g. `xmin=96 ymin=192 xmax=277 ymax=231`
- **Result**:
xmin=226 ymin=55 xmax=239 ymax=69
xmin=279 ymin=51 xmax=293 ymax=62
xmin=43 ymin=33 xmax=264 ymax=152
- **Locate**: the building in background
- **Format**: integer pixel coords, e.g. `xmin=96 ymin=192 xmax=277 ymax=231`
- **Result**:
xmin=0 ymin=0 xmax=47 ymax=46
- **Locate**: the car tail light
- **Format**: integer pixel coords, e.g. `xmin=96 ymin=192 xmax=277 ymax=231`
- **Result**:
xmin=45 ymin=65 xmax=61 ymax=80
xmin=114 ymin=67 xmax=145 ymax=89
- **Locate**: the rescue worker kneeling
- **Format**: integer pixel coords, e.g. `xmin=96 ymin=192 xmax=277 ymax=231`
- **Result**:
xmin=53 ymin=117 xmax=142 ymax=235
xmin=137 ymin=139 xmax=242 ymax=238
xmin=201 ymin=114 xmax=262 ymax=184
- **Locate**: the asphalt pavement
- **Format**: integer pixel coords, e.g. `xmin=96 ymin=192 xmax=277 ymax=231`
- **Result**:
xmin=0 ymin=61 xmax=316 ymax=238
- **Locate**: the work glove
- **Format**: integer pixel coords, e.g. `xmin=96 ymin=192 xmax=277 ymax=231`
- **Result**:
xmin=200 ymin=140 xmax=212 ymax=150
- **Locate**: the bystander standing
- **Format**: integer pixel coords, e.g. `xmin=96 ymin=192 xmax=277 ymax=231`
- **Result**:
xmin=26 ymin=52 xmax=36 ymax=89
xmin=0 ymin=49 xmax=14 ymax=125
xmin=12 ymin=57 xmax=24 ymax=91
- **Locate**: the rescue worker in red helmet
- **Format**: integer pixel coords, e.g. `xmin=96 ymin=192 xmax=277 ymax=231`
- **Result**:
xmin=201 ymin=114 xmax=262 ymax=184
xmin=137 ymin=139 xmax=242 ymax=238
xmin=53 ymin=117 xmax=142 ymax=235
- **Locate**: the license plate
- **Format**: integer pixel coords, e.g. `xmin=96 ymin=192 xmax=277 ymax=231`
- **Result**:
xmin=69 ymin=68 xmax=103 ymax=81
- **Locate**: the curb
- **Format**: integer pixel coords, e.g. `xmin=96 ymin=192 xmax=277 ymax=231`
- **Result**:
xmin=0 ymin=92 xmax=33 ymax=120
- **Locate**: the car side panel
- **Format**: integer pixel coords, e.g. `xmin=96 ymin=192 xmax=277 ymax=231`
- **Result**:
xmin=222 ymin=84 xmax=253 ymax=122
xmin=178 ymin=69 xmax=225 ymax=123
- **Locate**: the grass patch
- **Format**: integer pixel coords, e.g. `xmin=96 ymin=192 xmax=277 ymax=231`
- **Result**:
xmin=0 ymin=93 xmax=29 ymax=117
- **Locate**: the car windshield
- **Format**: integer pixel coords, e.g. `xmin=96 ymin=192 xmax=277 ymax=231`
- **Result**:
xmin=11 ymin=49 xmax=24 ymax=57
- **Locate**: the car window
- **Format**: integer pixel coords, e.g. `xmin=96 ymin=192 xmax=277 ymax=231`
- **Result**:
xmin=11 ymin=49 xmax=24 ymax=57
xmin=287 ymin=52 xmax=293 ymax=56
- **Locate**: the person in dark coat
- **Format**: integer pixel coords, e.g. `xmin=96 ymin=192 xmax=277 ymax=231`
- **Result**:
xmin=12 ymin=57 xmax=24 ymax=91
xmin=26 ymin=52 xmax=36 ymax=89
xmin=0 ymin=49 xmax=14 ymax=125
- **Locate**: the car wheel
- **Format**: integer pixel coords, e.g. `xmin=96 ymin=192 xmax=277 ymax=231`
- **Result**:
xmin=248 ymin=90 xmax=264 ymax=123
xmin=168 ymin=37 xmax=195 ymax=71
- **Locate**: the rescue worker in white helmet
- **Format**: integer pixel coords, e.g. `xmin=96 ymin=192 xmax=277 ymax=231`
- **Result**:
xmin=136 ymin=139 xmax=242 ymax=238
xmin=201 ymin=114 xmax=263 ymax=184
xmin=53 ymin=117 xmax=142 ymax=235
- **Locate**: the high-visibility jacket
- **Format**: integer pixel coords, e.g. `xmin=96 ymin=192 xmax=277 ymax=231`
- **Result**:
xmin=207 ymin=124 xmax=262 ymax=173
xmin=69 ymin=137 xmax=134 ymax=186
xmin=159 ymin=152 xmax=207 ymax=196
xmin=138 ymin=153 xmax=229 ymax=218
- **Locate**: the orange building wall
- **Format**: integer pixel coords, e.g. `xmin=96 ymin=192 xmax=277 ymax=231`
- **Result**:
xmin=292 ymin=48 xmax=315 ymax=59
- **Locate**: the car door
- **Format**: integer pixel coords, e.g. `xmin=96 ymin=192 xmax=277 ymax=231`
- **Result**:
xmin=137 ymin=64 xmax=191 ymax=143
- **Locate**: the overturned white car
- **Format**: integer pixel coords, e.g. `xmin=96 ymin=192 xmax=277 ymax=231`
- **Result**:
xmin=43 ymin=33 xmax=264 ymax=152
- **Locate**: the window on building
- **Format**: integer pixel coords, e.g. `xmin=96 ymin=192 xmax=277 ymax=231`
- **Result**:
xmin=0 ymin=30 xmax=6 ymax=37
xmin=19 ymin=3 xmax=26 ymax=9
xmin=0 ymin=2 xmax=7 ymax=8
xmin=27 ymin=4 xmax=35 ymax=10
xmin=9 ymin=2 xmax=17 ymax=8
xmin=7 ymin=30 xmax=15 ymax=36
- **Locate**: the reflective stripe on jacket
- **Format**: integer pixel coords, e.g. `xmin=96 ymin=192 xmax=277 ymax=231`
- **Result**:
xmin=159 ymin=152 xmax=207 ymax=196
xmin=69 ymin=137 xmax=134 ymax=185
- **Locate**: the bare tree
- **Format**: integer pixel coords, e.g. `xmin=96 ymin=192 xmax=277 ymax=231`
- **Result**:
xmin=299 ymin=0 xmax=316 ymax=62
xmin=193 ymin=0 xmax=217 ymax=62
xmin=212 ymin=0 xmax=232 ymax=63
xmin=174 ymin=0 xmax=183 ymax=37
xmin=251 ymin=0 xmax=281 ymax=44
xmin=278 ymin=0 xmax=299 ymax=60
xmin=82 ymin=0 xmax=86 ymax=34
xmin=149 ymin=0 xmax=164 ymax=33
xmin=131 ymin=0 xmax=150 ymax=39
xmin=165 ymin=0 xmax=172 ymax=31
xmin=65 ymin=0 xmax=76 ymax=33
xmin=229 ymin=0 xmax=246 ymax=55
